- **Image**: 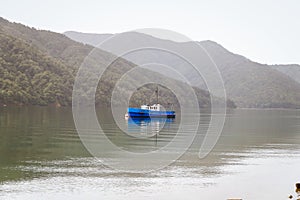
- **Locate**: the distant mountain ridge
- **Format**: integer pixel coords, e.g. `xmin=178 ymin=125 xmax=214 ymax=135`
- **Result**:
xmin=64 ymin=31 xmax=300 ymax=108
xmin=64 ymin=31 xmax=113 ymax=47
xmin=270 ymin=64 xmax=300 ymax=84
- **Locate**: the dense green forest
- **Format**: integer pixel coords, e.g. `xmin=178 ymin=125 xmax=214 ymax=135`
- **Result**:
xmin=0 ymin=32 xmax=73 ymax=105
xmin=1 ymin=17 xmax=233 ymax=108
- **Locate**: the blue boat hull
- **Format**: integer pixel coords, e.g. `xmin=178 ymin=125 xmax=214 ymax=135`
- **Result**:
xmin=127 ymin=108 xmax=175 ymax=118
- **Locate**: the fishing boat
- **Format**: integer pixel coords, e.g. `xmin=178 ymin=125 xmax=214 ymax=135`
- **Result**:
xmin=126 ymin=86 xmax=176 ymax=118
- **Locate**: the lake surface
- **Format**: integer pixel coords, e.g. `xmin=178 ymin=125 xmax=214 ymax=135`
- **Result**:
xmin=0 ymin=107 xmax=299 ymax=199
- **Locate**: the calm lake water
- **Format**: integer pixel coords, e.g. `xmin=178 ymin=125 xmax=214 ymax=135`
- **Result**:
xmin=0 ymin=106 xmax=299 ymax=199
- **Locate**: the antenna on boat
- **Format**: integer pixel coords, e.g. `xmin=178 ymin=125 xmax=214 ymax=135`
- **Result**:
xmin=156 ymin=85 xmax=159 ymax=104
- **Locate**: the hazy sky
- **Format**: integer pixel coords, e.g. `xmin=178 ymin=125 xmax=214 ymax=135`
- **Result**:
xmin=1 ymin=0 xmax=299 ymax=64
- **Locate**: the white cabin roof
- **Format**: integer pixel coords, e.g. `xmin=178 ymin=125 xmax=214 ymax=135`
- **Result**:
xmin=141 ymin=104 xmax=161 ymax=111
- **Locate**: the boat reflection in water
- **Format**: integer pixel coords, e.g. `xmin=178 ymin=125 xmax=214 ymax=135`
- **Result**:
xmin=125 ymin=117 xmax=175 ymax=139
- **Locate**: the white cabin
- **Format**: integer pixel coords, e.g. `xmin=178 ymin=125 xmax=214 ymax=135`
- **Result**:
xmin=141 ymin=104 xmax=161 ymax=111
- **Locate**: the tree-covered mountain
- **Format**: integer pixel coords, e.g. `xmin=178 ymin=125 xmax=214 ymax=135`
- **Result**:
xmin=0 ymin=17 xmax=228 ymax=108
xmin=0 ymin=32 xmax=73 ymax=105
xmin=64 ymin=31 xmax=300 ymax=108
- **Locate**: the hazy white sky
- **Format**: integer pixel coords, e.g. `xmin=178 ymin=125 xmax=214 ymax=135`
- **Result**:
xmin=1 ymin=0 xmax=299 ymax=64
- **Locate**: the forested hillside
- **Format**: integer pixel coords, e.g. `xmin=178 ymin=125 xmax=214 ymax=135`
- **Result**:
xmin=0 ymin=17 xmax=228 ymax=108
xmin=0 ymin=32 xmax=73 ymax=105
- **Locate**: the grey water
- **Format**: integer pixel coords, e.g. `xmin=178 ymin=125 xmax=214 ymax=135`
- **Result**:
xmin=0 ymin=106 xmax=299 ymax=199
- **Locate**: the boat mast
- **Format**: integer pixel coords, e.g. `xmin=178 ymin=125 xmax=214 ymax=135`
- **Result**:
xmin=156 ymin=85 xmax=159 ymax=104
